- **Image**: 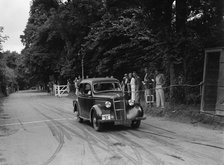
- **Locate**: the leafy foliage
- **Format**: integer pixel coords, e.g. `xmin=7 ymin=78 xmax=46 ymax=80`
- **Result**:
xmin=20 ymin=0 xmax=224 ymax=99
xmin=0 ymin=51 xmax=27 ymax=94
xmin=21 ymin=0 xmax=105 ymax=84
xmin=0 ymin=26 xmax=8 ymax=52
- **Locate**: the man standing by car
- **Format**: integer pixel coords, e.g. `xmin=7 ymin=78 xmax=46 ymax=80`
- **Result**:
xmin=130 ymin=73 xmax=135 ymax=102
xmin=143 ymin=67 xmax=154 ymax=105
xmin=122 ymin=73 xmax=129 ymax=99
xmin=155 ymin=69 xmax=165 ymax=110
xmin=74 ymin=77 xmax=78 ymax=95
xmin=122 ymin=73 xmax=128 ymax=92
xmin=133 ymin=71 xmax=141 ymax=103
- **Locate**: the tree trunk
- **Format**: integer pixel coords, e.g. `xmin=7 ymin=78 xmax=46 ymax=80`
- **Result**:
xmin=176 ymin=0 xmax=187 ymax=104
xmin=169 ymin=61 xmax=175 ymax=108
xmin=176 ymin=0 xmax=187 ymax=32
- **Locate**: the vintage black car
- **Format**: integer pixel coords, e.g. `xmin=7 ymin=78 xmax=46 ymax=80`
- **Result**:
xmin=73 ymin=78 xmax=146 ymax=131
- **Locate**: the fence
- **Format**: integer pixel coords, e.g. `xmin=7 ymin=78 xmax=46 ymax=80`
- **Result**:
xmin=131 ymin=84 xmax=202 ymax=115
xmin=54 ymin=85 xmax=69 ymax=97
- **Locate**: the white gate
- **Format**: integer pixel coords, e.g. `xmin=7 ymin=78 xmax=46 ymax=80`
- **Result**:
xmin=54 ymin=85 xmax=69 ymax=97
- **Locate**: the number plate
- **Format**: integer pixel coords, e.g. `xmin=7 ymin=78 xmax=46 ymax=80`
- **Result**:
xmin=102 ymin=114 xmax=111 ymax=120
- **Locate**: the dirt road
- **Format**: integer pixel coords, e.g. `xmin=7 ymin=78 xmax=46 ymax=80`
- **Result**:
xmin=0 ymin=91 xmax=223 ymax=165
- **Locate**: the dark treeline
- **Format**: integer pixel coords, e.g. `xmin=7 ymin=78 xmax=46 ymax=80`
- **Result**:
xmin=0 ymin=27 xmax=29 ymax=94
xmin=19 ymin=0 xmax=223 ymax=97
xmin=0 ymin=27 xmax=25 ymax=95
xmin=0 ymin=50 xmax=27 ymax=95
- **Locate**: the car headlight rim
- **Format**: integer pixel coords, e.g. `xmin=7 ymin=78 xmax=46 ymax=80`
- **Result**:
xmin=105 ymin=101 xmax=111 ymax=108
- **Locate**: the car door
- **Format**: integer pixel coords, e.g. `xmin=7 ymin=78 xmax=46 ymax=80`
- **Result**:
xmin=77 ymin=83 xmax=86 ymax=117
xmin=78 ymin=83 xmax=93 ymax=119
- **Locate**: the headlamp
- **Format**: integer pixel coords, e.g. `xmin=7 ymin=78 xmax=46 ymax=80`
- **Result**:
xmin=128 ymin=100 xmax=134 ymax=106
xmin=105 ymin=101 xmax=111 ymax=108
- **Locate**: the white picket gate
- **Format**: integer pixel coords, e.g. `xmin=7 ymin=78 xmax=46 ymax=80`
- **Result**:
xmin=54 ymin=85 xmax=69 ymax=97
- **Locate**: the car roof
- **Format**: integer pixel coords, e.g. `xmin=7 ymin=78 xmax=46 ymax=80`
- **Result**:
xmin=80 ymin=77 xmax=120 ymax=84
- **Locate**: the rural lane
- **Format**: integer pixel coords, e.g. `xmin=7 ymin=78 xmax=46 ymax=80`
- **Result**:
xmin=0 ymin=91 xmax=223 ymax=165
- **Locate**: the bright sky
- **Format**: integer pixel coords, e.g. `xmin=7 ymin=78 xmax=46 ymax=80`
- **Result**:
xmin=0 ymin=0 xmax=31 ymax=53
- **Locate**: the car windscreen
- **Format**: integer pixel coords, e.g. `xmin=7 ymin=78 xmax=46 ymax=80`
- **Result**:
xmin=93 ymin=82 xmax=122 ymax=93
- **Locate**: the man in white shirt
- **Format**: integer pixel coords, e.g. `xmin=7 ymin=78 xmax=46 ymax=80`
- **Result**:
xmin=155 ymin=69 xmax=165 ymax=109
xmin=133 ymin=71 xmax=140 ymax=103
xmin=130 ymin=73 xmax=135 ymax=102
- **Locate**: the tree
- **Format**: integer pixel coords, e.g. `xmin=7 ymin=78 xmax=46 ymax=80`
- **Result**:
xmin=20 ymin=0 xmax=223 ymax=104
xmin=0 ymin=26 xmax=8 ymax=52
xmin=81 ymin=8 xmax=157 ymax=78
xmin=21 ymin=0 xmax=105 ymax=84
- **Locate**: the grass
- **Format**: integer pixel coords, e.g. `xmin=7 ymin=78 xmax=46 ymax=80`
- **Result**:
xmin=142 ymin=101 xmax=224 ymax=129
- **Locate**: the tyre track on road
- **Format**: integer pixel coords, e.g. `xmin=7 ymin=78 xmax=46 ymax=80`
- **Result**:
xmin=0 ymin=153 xmax=7 ymax=165
xmin=43 ymin=121 xmax=64 ymax=165
xmin=30 ymin=95 xmax=223 ymax=165
xmin=111 ymin=131 xmax=165 ymax=165
xmin=101 ymin=133 xmax=142 ymax=165
xmin=125 ymin=129 xmax=192 ymax=163
xmin=141 ymin=122 xmax=224 ymax=163
xmin=37 ymin=101 xmax=124 ymax=162
xmin=82 ymin=129 xmax=103 ymax=165
xmin=142 ymin=122 xmax=176 ymax=134
xmin=33 ymin=97 xmax=164 ymax=165
xmin=32 ymin=107 xmax=66 ymax=165
xmin=38 ymin=98 xmax=161 ymax=164
xmin=83 ymin=127 xmax=138 ymax=165
xmin=32 ymin=100 xmax=109 ymax=164
xmin=143 ymin=122 xmax=224 ymax=151
xmin=126 ymin=127 xmax=222 ymax=164
xmin=28 ymin=96 xmax=82 ymax=165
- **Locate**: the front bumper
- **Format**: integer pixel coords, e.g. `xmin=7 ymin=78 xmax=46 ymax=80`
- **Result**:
xmin=98 ymin=115 xmax=146 ymax=124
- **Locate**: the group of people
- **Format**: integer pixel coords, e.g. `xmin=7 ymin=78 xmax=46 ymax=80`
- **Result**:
xmin=49 ymin=68 xmax=165 ymax=109
xmin=121 ymin=72 xmax=141 ymax=103
xmin=121 ymin=67 xmax=165 ymax=109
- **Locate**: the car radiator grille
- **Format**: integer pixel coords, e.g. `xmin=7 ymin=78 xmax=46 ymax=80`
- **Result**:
xmin=114 ymin=100 xmax=126 ymax=120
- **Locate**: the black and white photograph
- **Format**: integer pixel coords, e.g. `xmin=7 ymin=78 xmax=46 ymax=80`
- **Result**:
xmin=0 ymin=0 xmax=223 ymax=164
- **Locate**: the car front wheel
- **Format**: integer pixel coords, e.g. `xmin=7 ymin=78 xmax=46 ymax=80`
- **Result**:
xmin=77 ymin=113 xmax=83 ymax=123
xmin=92 ymin=111 xmax=102 ymax=131
xmin=75 ymin=105 xmax=83 ymax=123
xmin=131 ymin=120 xmax=141 ymax=129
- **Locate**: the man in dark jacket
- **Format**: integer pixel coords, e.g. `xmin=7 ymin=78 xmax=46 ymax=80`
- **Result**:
xmin=143 ymin=67 xmax=154 ymax=105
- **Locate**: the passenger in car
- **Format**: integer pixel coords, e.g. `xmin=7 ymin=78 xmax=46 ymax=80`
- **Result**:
xmin=84 ymin=84 xmax=91 ymax=95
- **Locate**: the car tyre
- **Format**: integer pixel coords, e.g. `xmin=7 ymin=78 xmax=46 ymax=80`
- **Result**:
xmin=131 ymin=120 xmax=141 ymax=129
xmin=77 ymin=114 xmax=83 ymax=123
xmin=92 ymin=111 xmax=102 ymax=131
xmin=73 ymin=102 xmax=77 ymax=112
xmin=75 ymin=105 xmax=83 ymax=123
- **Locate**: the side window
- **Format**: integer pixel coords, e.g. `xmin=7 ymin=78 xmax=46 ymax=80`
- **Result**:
xmin=79 ymin=83 xmax=85 ymax=95
xmin=84 ymin=83 xmax=91 ymax=95
xmin=79 ymin=83 xmax=92 ymax=95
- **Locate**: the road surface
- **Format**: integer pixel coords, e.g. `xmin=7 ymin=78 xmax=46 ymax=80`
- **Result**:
xmin=0 ymin=91 xmax=223 ymax=165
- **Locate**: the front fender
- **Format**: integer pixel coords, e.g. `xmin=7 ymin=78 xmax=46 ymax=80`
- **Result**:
xmin=127 ymin=105 xmax=144 ymax=120
xmin=90 ymin=104 xmax=103 ymax=119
